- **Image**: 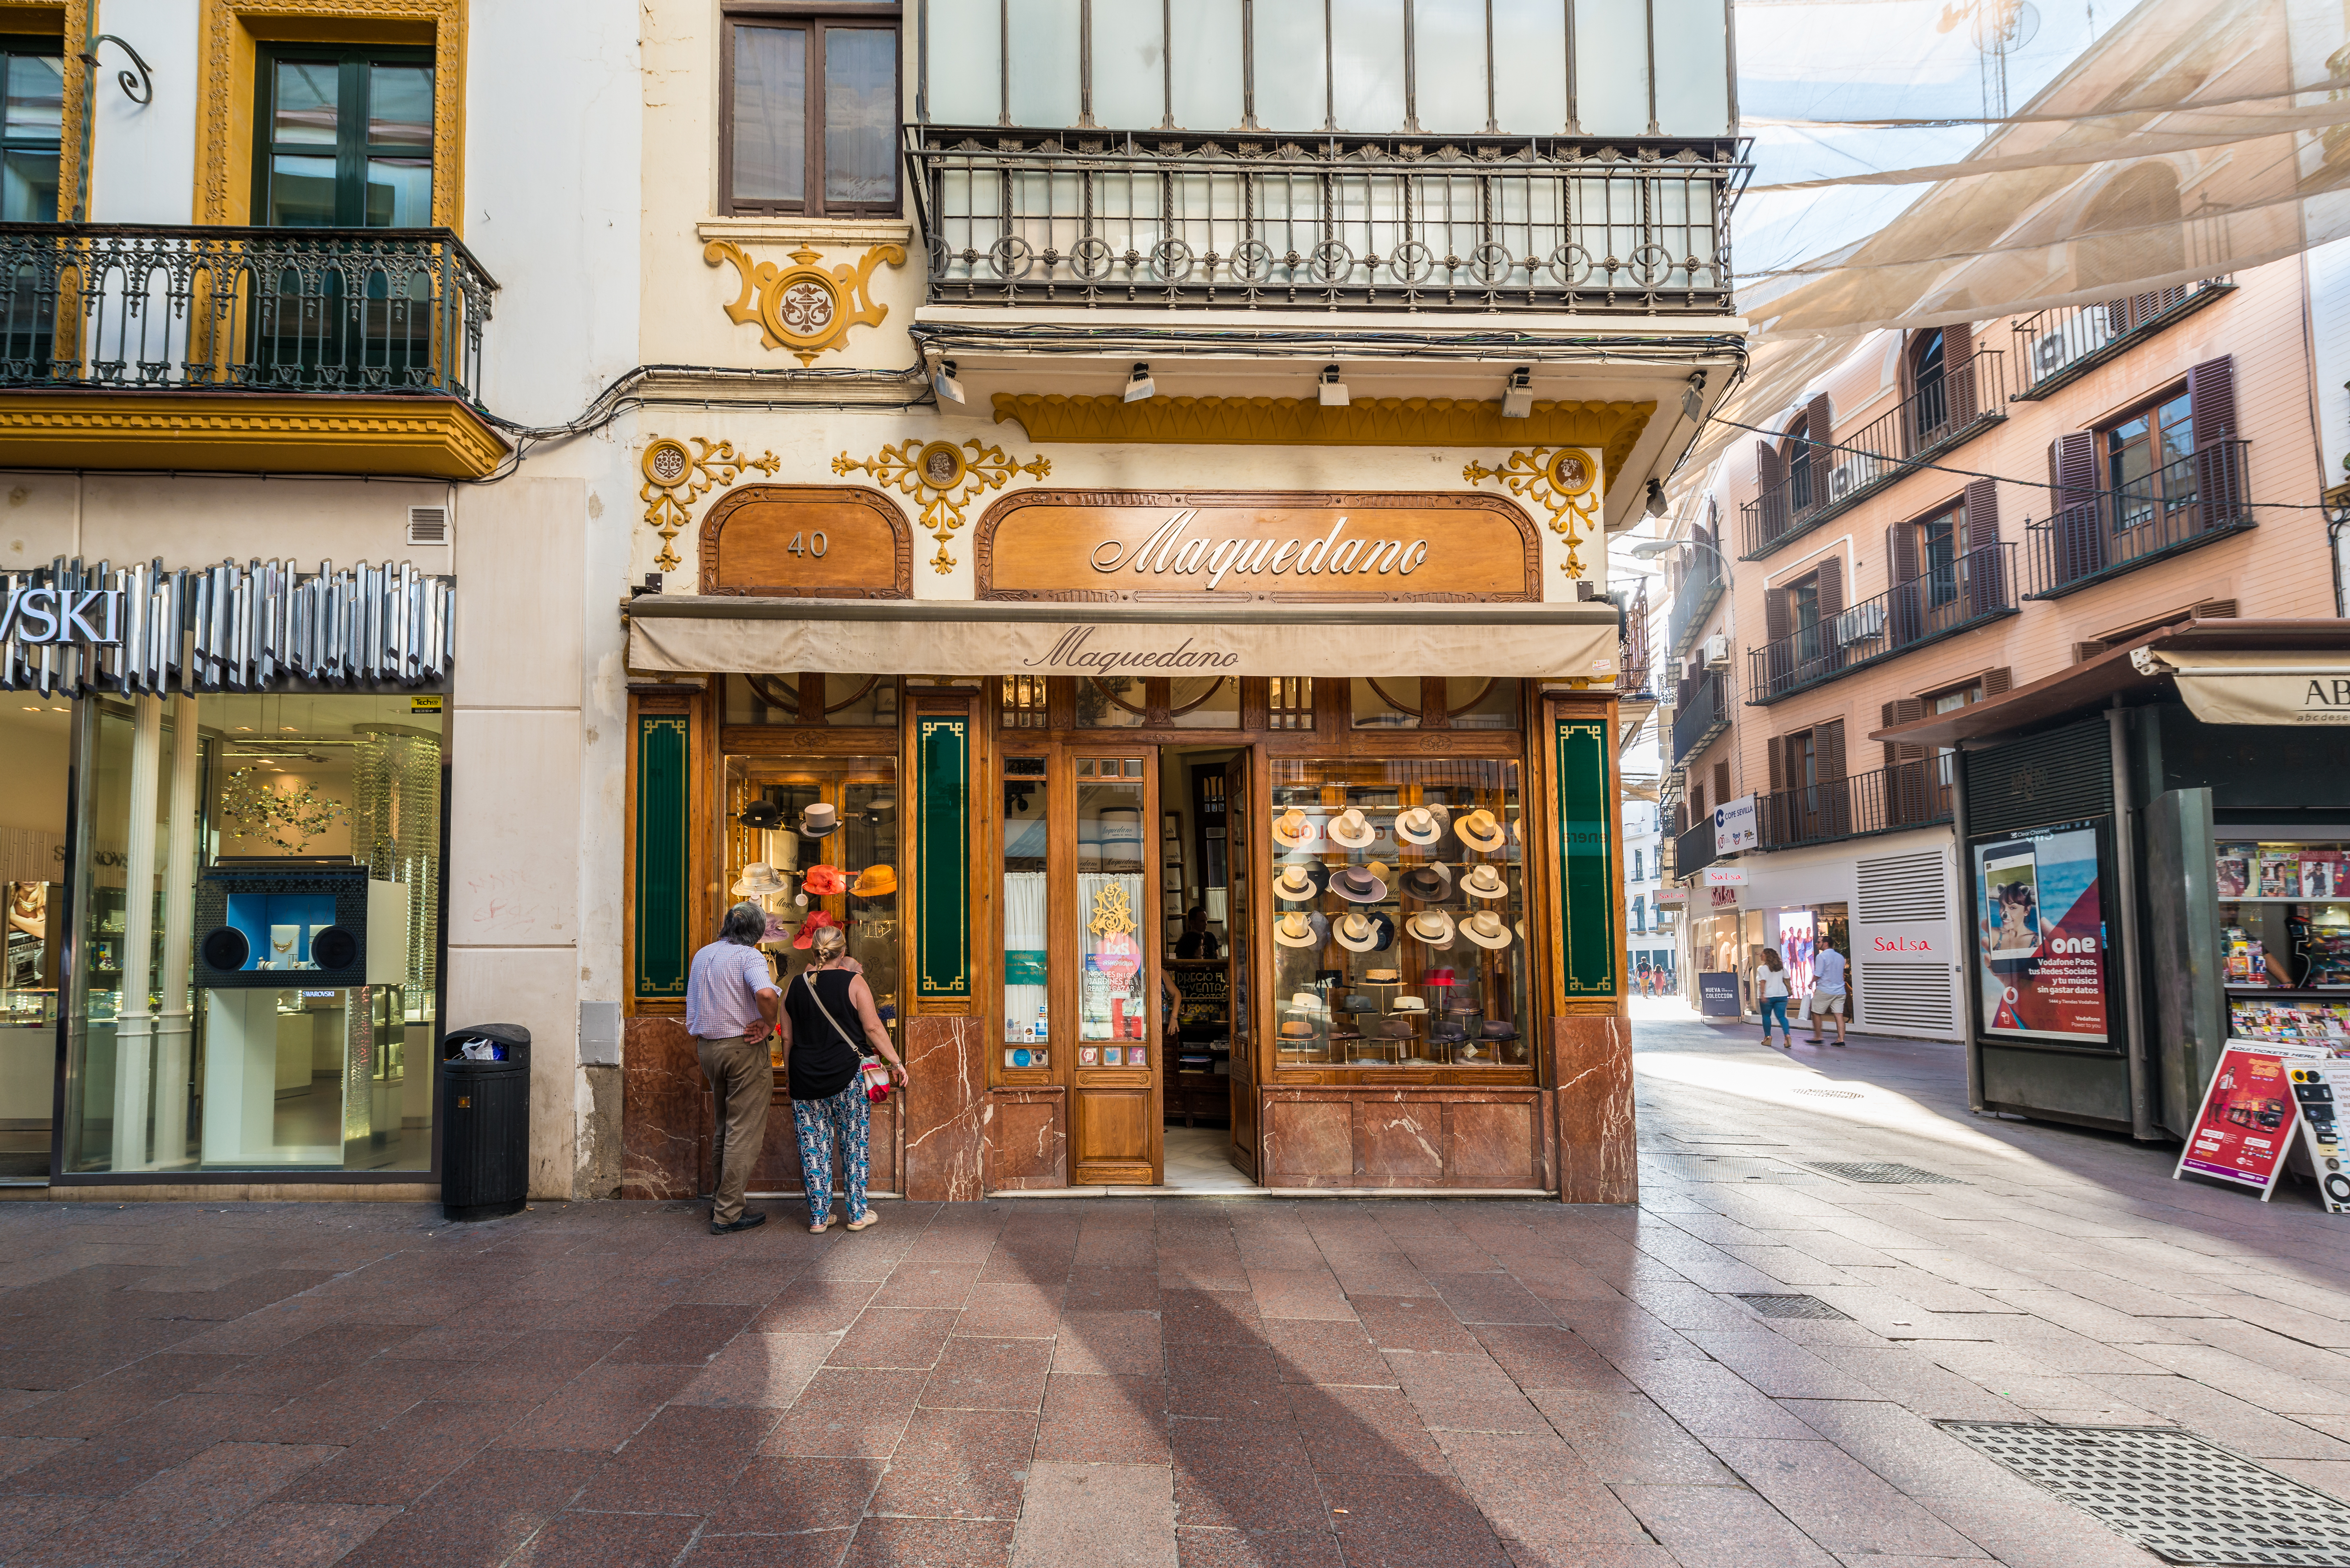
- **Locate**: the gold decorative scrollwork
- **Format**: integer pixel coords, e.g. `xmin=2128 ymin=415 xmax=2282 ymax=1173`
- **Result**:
xmin=1463 ymin=446 xmax=1603 ymax=577
xmin=704 ymin=241 xmax=905 ymax=365
xmin=832 ymin=438 xmax=1051 ymax=574
xmin=1088 ymin=880 xmax=1137 ymax=939
xmin=640 ymin=436 xmax=780 ymax=572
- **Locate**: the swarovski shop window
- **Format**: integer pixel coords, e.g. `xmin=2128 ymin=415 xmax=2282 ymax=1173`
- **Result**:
xmin=62 ymin=692 xmax=445 ymax=1174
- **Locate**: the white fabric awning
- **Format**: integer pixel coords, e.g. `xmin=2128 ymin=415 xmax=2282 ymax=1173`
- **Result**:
xmin=626 ymin=598 xmax=1621 ymax=681
xmin=2130 ymin=647 xmax=2350 ymax=726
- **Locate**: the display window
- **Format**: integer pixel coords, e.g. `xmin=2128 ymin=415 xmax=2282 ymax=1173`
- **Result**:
xmin=2215 ymin=836 xmax=2350 ymax=1047
xmin=1267 ymin=757 xmax=1529 ymax=1070
xmin=721 ymin=750 xmax=901 ymax=1065
xmin=0 ymin=692 xmax=68 ymax=1181
xmin=62 ymin=692 xmax=445 ymax=1174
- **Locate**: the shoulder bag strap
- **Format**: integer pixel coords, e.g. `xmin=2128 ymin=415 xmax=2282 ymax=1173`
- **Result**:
xmin=797 ymin=969 xmax=873 ymax=1058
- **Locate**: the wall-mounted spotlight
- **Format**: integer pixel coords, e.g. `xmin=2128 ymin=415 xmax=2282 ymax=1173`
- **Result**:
xmin=933 ymin=358 xmax=965 ymax=404
xmin=1500 ymin=367 xmax=1533 ymax=419
xmin=1124 ymin=362 xmax=1156 ymax=402
xmin=1645 ymin=478 xmax=1669 ymax=519
xmin=1318 ymin=364 xmax=1350 ymax=407
xmin=1681 ymin=371 xmax=1706 ymax=423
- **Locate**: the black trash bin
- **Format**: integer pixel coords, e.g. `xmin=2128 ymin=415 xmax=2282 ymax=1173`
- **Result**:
xmin=441 ymin=1023 xmax=531 ymax=1221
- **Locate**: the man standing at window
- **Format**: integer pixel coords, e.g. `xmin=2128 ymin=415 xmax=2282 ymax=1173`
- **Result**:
xmin=687 ymin=903 xmax=782 ymax=1235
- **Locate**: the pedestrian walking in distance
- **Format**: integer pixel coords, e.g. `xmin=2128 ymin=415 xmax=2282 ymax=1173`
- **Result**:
xmin=1756 ymin=947 xmax=1793 ymax=1048
xmin=687 ymin=902 xmax=782 ymax=1236
xmin=783 ymin=920 xmax=908 ymax=1233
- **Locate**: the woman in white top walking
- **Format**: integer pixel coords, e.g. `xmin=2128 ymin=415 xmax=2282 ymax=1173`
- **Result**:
xmin=1756 ymin=948 xmax=1792 ymax=1047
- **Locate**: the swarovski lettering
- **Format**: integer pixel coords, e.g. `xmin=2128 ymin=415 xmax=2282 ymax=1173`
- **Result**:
xmin=1090 ymin=511 xmax=1429 ymax=590
xmin=0 ymin=586 xmax=119 ymax=647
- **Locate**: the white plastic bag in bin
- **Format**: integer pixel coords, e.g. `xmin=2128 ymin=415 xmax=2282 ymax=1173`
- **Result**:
xmin=458 ymin=1039 xmax=502 ymax=1060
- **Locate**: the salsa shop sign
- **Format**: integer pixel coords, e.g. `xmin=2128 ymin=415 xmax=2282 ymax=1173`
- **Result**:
xmin=973 ymin=491 xmax=1540 ymax=601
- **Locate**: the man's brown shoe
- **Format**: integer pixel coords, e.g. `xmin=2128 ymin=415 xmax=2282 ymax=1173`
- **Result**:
xmin=711 ymin=1210 xmax=768 ymax=1236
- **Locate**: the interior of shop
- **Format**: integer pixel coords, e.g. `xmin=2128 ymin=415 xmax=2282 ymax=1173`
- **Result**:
xmin=0 ymin=695 xmax=71 ymax=1180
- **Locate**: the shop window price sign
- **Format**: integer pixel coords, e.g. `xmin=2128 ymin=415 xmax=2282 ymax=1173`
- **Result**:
xmin=2175 ymin=1041 xmax=2327 ymax=1200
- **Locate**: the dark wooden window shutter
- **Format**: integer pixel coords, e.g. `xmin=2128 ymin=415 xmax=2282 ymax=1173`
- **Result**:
xmin=1756 ymin=439 xmax=1783 ymax=494
xmin=2187 ymin=355 xmax=2245 ymax=522
xmin=1816 ymin=556 xmax=1844 ymax=618
xmin=1767 ymin=737 xmax=1784 ymax=792
xmin=1886 ymin=522 xmax=1922 ymax=646
xmin=1712 ymin=761 xmax=1731 ymax=808
xmin=1690 ymin=781 xmax=1706 ymax=821
xmin=1945 ymin=321 xmax=1977 ymax=426
xmin=1881 ymin=698 xmax=1926 ymax=764
xmin=2051 ymin=431 xmax=2102 ymax=585
xmin=1805 ymin=393 xmax=1834 ymax=488
xmin=1818 ymin=717 xmax=1846 ymax=780
xmin=1763 ymin=587 xmax=1793 ymax=692
xmin=1962 ymin=476 xmax=2005 ymax=612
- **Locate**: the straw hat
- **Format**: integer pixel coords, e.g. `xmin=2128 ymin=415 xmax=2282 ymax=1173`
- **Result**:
xmin=1459 ymin=864 xmax=1508 ymax=900
xmin=1456 ymin=808 xmax=1505 ymax=852
xmin=1273 ymin=911 xmax=1325 ymax=949
xmin=1334 ymin=912 xmax=1382 ymax=953
xmin=1271 ymin=806 xmax=1316 ymax=848
xmin=1395 ymin=806 xmax=1448 ymax=846
xmin=1393 ymin=995 xmax=1426 ymax=1012
xmin=1405 ymin=909 xmax=1456 ymax=947
xmin=1364 ymin=967 xmax=1400 ymax=983
xmin=1272 ymin=863 xmax=1317 ymax=902
xmin=1285 ymin=990 xmax=1327 ymax=1014
xmin=1460 ymin=909 xmax=1513 ymax=949
xmin=1328 ymin=861 xmax=1389 ymax=903
xmin=1280 ymin=1020 xmax=1315 ymax=1039
xmin=850 ymin=864 xmax=897 ymax=898
xmin=1400 ymin=862 xmax=1452 ymax=901
xmin=800 ymin=802 xmax=840 ymax=838
xmin=731 ymin=862 xmax=787 ymax=898
xmin=1328 ymin=807 xmax=1376 ymax=849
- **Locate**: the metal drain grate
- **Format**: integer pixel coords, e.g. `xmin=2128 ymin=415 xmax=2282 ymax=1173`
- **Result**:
xmin=1734 ymin=1292 xmax=1852 ymax=1320
xmin=1804 ymin=1160 xmax=1965 ymax=1184
xmin=1795 ymin=1088 xmax=1864 ymax=1099
xmin=1641 ymin=1155 xmax=1821 ymax=1183
xmin=1940 ymin=1422 xmax=2350 ymax=1566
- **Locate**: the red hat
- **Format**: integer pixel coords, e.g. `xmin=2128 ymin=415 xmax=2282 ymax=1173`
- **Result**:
xmin=1424 ymin=968 xmax=1458 ymax=987
xmin=792 ymin=910 xmax=841 ymax=949
xmin=801 ymin=864 xmax=847 ymax=897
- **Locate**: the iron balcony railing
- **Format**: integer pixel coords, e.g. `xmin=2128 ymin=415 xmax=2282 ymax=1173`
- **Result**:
xmin=2025 ymin=440 xmax=2253 ymax=600
xmin=0 ymin=225 xmax=495 ymax=400
xmin=1756 ymin=760 xmax=1954 ymax=851
xmin=1673 ymin=819 xmax=1718 ymax=880
xmin=1748 ymin=543 xmax=2017 ymax=705
xmin=1617 ymin=589 xmax=1654 ymax=696
xmin=2010 ymin=279 xmax=2233 ymax=401
xmin=1665 ymin=533 xmax=1724 ymax=659
xmin=908 ymin=127 xmax=1747 ymax=312
xmin=1740 ymin=345 xmax=2008 ymax=559
xmin=1672 ymin=666 xmax=1733 ymax=768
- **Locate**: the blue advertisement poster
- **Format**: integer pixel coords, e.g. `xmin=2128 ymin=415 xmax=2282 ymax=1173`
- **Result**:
xmin=1972 ymin=822 xmax=2107 ymax=1045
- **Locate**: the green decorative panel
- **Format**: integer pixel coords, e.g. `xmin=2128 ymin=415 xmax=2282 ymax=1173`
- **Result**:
xmin=1555 ymin=718 xmax=1618 ymax=997
xmin=917 ymin=716 xmax=971 ymax=998
xmin=634 ymin=714 xmax=690 ymax=999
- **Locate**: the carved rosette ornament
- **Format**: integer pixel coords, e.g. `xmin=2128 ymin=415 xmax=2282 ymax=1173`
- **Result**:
xmin=640 ymin=436 xmax=781 ymax=572
xmin=705 ymin=241 xmax=905 ymax=365
xmin=1462 ymin=447 xmax=1602 ymax=577
xmin=833 ymin=439 xmax=1051 ymax=574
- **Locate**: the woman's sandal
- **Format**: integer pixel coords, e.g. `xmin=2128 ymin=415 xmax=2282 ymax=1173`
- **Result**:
xmin=809 ymin=1219 xmax=829 ymax=1234
xmin=846 ymin=1211 xmax=879 ymax=1231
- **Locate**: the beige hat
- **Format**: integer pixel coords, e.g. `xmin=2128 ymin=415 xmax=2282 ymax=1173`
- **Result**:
xmin=1395 ymin=806 xmax=1447 ymax=846
xmin=1393 ymin=995 xmax=1426 ymax=1012
xmin=730 ymin=862 xmax=787 ymax=897
xmin=1272 ymin=863 xmax=1317 ymax=902
xmin=1334 ymin=912 xmax=1382 ymax=953
xmin=1460 ymin=863 xmax=1509 ymax=900
xmin=1274 ymin=911 xmax=1326 ymax=949
xmin=1286 ymin=990 xmax=1327 ymax=1013
xmin=1364 ymin=967 xmax=1400 ymax=983
xmin=1461 ymin=909 xmax=1513 ymax=949
xmin=1272 ymin=806 xmax=1316 ymax=848
xmin=1328 ymin=807 xmax=1376 ymax=848
xmin=1456 ymin=808 xmax=1505 ymax=852
xmin=1405 ymin=909 xmax=1456 ymax=947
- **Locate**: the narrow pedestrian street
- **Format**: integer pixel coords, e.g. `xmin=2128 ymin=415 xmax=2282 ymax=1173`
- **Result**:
xmin=5 ymin=1007 xmax=2350 ymax=1568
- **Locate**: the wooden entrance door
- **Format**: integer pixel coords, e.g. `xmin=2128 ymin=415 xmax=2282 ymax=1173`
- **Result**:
xmin=1225 ymin=750 xmax=1259 ymax=1178
xmin=1066 ymin=751 xmax=1162 ymax=1185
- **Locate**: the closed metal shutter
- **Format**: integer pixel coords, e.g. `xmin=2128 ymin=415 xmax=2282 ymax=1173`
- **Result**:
xmin=1856 ymin=849 xmax=1946 ymax=923
xmin=1857 ymin=960 xmax=1957 ymax=1034
xmin=1962 ymin=718 xmax=2111 ymax=838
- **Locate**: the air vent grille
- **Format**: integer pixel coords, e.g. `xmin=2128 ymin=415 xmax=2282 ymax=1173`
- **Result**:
xmin=406 ymin=505 xmax=450 ymax=546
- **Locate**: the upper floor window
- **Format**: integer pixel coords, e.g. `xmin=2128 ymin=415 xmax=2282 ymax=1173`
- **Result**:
xmin=724 ymin=12 xmax=899 ymax=216
xmin=0 ymin=40 xmax=60 ymax=221
xmin=256 ymin=47 xmax=433 ymax=226
xmin=1632 ymin=848 xmax=1644 ymax=882
xmin=2103 ymin=391 xmax=2194 ymax=521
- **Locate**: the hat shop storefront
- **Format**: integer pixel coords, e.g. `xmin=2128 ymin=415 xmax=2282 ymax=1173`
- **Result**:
xmin=618 ymin=430 xmax=1640 ymax=1202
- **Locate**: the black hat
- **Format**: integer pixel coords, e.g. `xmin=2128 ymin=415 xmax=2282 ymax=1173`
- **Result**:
xmin=738 ymin=800 xmax=783 ymax=830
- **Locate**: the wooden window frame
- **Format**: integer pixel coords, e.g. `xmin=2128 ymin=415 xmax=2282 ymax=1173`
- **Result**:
xmin=0 ymin=32 xmax=62 ymax=222
xmin=250 ymin=42 xmax=436 ymax=229
xmin=719 ymin=3 xmax=902 ymax=219
xmin=2095 ymin=380 xmax=2194 ymax=500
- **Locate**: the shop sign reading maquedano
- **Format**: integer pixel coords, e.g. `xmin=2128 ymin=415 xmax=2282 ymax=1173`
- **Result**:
xmin=974 ymin=491 xmax=1541 ymax=601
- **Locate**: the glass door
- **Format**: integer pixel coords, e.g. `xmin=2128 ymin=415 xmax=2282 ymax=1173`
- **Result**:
xmin=1069 ymin=753 xmax=1160 ymax=1186
xmin=1224 ymin=751 xmax=1257 ymax=1178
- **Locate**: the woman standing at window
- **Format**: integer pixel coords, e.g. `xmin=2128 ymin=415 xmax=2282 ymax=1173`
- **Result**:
xmin=780 ymin=923 xmax=906 ymax=1233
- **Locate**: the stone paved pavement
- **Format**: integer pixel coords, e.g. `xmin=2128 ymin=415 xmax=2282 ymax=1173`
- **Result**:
xmin=5 ymin=1007 xmax=2350 ymax=1565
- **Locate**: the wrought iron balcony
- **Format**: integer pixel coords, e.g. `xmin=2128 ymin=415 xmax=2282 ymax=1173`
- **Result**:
xmin=1617 ymin=589 xmax=1655 ymax=697
xmin=1739 ymin=345 xmax=2008 ymax=560
xmin=1748 ymin=543 xmax=2017 ymax=705
xmin=1671 ymin=665 xmax=1733 ymax=768
xmin=908 ymin=127 xmax=1746 ymax=313
xmin=0 ymin=225 xmax=494 ymax=400
xmin=1755 ymin=760 xmax=1953 ymax=851
xmin=1664 ymin=530 xmax=1724 ymax=660
xmin=2010 ymin=279 xmax=2233 ymax=401
xmin=2024 ymin=440 xmax=2253 ymax=600
xmin=1672 ymin=818 xmax=1717 ymax=880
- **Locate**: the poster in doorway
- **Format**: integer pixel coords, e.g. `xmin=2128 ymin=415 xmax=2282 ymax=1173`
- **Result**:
xmin=1971 ymin=823 xmax=2108 ymax=1045
xmin=2176 ymin=1042 xmax=2324 ymax=1197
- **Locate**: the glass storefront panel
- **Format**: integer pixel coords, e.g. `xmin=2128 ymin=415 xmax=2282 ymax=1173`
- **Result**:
xmin=0 ymin=694 xmax=70 ymax=1179
xmin=1075 ymin=757 xmax=1149 ymax=1058
xmin=63 ymin=692 xmax=444 ymax=1174
xmin=721 ymin=751 xmax=901 ymax=1062
xmin=1268 ymin=757 xmax=1530 ymax=1069
xmin=722 ymin=673 xmax=900 ymax=727
xmin=1000 ymin=754 xmax=1050 ymax=1062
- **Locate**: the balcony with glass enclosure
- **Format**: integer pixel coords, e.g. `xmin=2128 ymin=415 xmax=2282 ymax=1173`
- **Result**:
xmin=907 ymin=0 xmax=1746 ymax=316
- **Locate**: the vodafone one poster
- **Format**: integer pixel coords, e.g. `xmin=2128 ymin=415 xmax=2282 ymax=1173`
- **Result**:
xmin=1973 ymin=823 xmax=2107 ymax=1044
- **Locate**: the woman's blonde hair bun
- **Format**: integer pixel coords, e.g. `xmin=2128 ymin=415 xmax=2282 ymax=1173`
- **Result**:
xmin=810 ymin=923 xmax=849 ymax=960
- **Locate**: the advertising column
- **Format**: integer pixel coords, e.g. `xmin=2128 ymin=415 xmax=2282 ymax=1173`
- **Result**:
xmin=1971 ymin=821 xmax=2109 ymax=1044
